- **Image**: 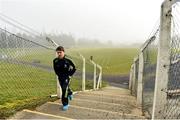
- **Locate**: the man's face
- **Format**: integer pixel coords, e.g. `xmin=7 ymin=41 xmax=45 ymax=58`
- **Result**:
xmin=56 ymin=50 xmax=65 ymax=59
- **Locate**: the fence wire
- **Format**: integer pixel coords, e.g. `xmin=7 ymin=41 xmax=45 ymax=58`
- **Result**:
xmin=0 ymin=27 xmax=57 ymax=117
xmin=162 ymin=4 xmax=180 ymax=119
xmin=0 ymin=27 xmax=93 ymax=118
xmin=142 ymin=28 xmax=159 ymax=117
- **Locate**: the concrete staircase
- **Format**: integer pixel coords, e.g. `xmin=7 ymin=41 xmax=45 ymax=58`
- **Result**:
xmin=9 ymin=86 xmax=145 ymax=119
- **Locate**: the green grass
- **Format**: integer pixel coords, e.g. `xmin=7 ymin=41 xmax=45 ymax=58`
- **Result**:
xmin=19 ymin=49 xmax=55 ymax=66
xmin=0 ymin=62 xmax=55 ymax=118
xmin=0 ymin=61 xmax=94 ymax=118
xmin=1 ymin=47 xmax=139 ymax=75
xmin=0 ymin=48 xmax=55 ymax=66
xmin=0 ymin=47 xmax=137 ymax=118
xmin=66 ymin=48 xmax=139 ymax=75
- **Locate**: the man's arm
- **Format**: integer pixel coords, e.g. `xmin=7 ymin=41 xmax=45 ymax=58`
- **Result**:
xmin=53 ymin=59 xmax=59 ymax=76
xmin=68 ymin=59 xmax=76 ymax=76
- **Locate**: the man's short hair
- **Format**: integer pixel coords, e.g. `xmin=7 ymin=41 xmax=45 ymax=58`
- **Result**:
xmin=56 ymin=46 xmax=64 ymax=52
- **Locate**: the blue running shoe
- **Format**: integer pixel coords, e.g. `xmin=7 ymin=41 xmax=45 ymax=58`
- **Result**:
xmin=68 ymin=95 xmax=73 ymax=101
xmin=62 ymin=105 xmax=69 ymax=111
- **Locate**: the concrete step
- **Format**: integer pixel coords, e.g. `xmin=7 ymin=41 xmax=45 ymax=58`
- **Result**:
xmin=77 ymin=90 xmax=135 ymax=100
xmin=8 ymin=109 xmax=72 ymax=119
xmin=55 ymin=98 xmax=138 ymax=115
xmin=75 ymin=92 xmax=136 ymax=102
xmin=99 ymin=86 xmax=132 ymax=95
xmin=73 ymin=93 xmax=137 ymax=106
xmin=9 ymin=86 xmax=145 ymax=119
xmin=35 ymin=102 xmax=144 ymax=119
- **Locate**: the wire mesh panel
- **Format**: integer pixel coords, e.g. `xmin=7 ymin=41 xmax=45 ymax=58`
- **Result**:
xmin=142 ymin=29 xmax=159 ymax=117
xmin=0 ymin=28 xmax=56 ymax=117
xmin=162 ymin=3 xmax=180 ymax=119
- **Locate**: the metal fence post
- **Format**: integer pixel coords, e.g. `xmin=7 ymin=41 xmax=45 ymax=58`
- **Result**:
xmin=80 ymin=54 xmax=86 ymax=91
xmin=90 ymin=60 xmax=97 ymax=90
xmin=152 ymin=0 xmax=175 ymax=118
xmin=97 ymin=64 xmax=102 ymax=89
xmin=99 ymin=66 xmax=102 ymax=88
xmin=132 ymin=57 xmax=138 ymax=95
xmin=131 ymin=63 xmax=136 ymax=95
xmin=129 ymin=64 xmax=134 ymax=93
xmin=137 ymin=51 xmax=144 ymax=108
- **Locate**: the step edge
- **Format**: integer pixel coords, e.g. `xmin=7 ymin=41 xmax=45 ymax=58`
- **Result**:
xmin=74 ymin=94 xmax=136 ymax=102
xmin=23 ymin=109 xmax=73 ymax=120
xmin=77 ymin=92 xmax=134 ymax=98
xmin=47 ymin=102 xmax=145 ymax=118
xmin=56 ymin=98 xmax=133 ymax=108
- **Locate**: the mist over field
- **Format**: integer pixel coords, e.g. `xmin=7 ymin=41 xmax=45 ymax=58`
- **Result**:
xmin=0 ymin=0 xmax=163 ymax=47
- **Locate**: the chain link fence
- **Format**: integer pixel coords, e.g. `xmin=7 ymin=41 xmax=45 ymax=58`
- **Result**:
xmin=142 ymin=32 xmax=159 ymax=117
xmin=0 ymin=27 xmax=56 ymax=118
xmin=162 ymin=3 xmax=180 ymax=119
xmin=129 ymin=1 xmax=180 ymax=119
xmin=0 ymin=27 xmax=101 ymax=118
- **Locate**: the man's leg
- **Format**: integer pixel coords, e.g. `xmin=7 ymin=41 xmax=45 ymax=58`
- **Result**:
xmin=68 ymin=87 xmax=73 ymax=95
xmin=59 ymin=80 xmax=65 ymax=105
xmin=68 ymin=85 xmax=73 ymax=100
xmin=60 ymin=78 xmax=70 ymax=110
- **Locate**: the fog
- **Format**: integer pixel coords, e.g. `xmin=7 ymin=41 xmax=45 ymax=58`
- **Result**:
xmin=0 ymin=0 xmax=164 ymax=45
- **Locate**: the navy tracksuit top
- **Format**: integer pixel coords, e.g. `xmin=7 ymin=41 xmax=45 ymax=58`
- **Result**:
xmin=53 ymin=56 xmax=76 ymax=79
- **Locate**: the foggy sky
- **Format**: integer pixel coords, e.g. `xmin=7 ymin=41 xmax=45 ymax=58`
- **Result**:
xmin=0 ymin=0 xmax=164 ymax=44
